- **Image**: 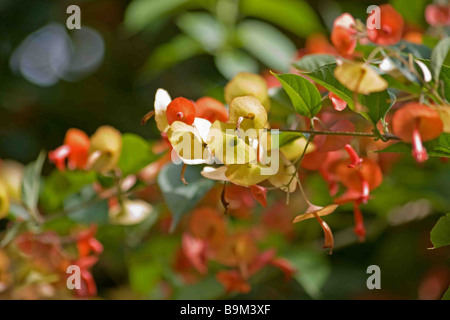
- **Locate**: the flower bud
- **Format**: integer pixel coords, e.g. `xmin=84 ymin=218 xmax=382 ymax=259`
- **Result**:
xmin=0 ymin=160 xmax=24 ymax=201
xmin=109 ymin=199 xmax=153 ymax=225
xmin=88 ymin=126 xmax=122 ymax=174
xmin=0 ymin=181 xmax=10 ymax=219
xmin=225 ymin=73 xmax=270 ymax=111
xmin=228 ymin=95 xmax=268 ymax=130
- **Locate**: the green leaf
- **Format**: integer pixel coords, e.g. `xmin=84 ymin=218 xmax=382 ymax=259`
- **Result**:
xmin=285 ymin=249 xmax=331 ymax=299
xmin=240 ymin=0 xmax=323 ymax=37
xmin=157 ymin=164 xmax=215 ymax=232
xmin=431 ymin=37 xmax=450 ymax=81
xmin=395 ymin=41 xmax=432 ymax=60
xmin=21 ymin=151 xmax=45 ymax=217
xmin=8 ymin=203 xmax=31 ymax=221
xmin=118 ymin=134 xmax=157 ymax=177
xmin=124 ymin=0 xmax=192 ymax=33
xmin=64 ymin=185 xmax=109 ymax=225
xmin=430 ymin=213 xmax=450 ymax=249
xmin=174 ymin=276 xmax=224 ymax=299
xmin=277 ymin=131 xmax=306 ymax=148
xmin=41 ymin=170 xmax=97 ymax=212
xmin=382 ymin=74 xmax=422 ymax=95
xmin=273 ymin=72 xmax=322 ymax=118
xmin=237 ymin=20 xmax=297 ymax=72
xmin=129 ymin=260 xmax=164 ymax=295
xmin=391 ymin=0 xmax=427 ymax=26
xmin=214 ymin=50 xmax=259 ymax=80
xmin=177 ymin=12 xmax=226 ymax=53
xmin=300 ymin=63 xmax=355 ymax=109
xmin=1 ymin=222 xmax=23 ymax=248
xmin=441 ymin=64 xmax=450 ymax=103
xmin=377 ymin=133 xmax=450 ymax=158
xmin=293 ymin=54 xmax=336 ymax=73
xmin=443 ymin=287 xmax=450 ymax=300
xmin=360 ymin=90 xmax=395 ymax=126
xmin=142 ymin=34 xmax=203 ymax=76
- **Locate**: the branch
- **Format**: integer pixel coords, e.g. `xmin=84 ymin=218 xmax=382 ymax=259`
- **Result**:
xmin=280 ymin=129 xmax=401 ymax=141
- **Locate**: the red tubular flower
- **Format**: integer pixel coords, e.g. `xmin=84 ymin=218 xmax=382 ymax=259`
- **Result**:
xmin=319 ymin=168 xmax=339 ymax=196
xmin=78 ymin=269 xmax=97 ymax=297
xmin=195 ymin=97 xmax=228 ymax=123
xmin=76 ymin=225 xmax=103 ymax=258
xmin=72 ymin=226 xmax=103 ymax=298
xmin=15 ymin=231 xmax=70 ymax=273
xmin=48 ymin=145 xmax=71 ymax=171
xmin=72 ymin=255 xmax=99 ymax=298
xmin=302 ymin=33 xmax=336 ymax=56
xmin=329 ymin=92 xmax=348 ymax=111
xmin=425 ymin=4 xmax=450 ymax=26
xmin=189 ymin=207 xmax=226 ymax=249
xmin=411 ymin=119 xmax=428 ymax=163
xmin=216 ymin=270 xmax=251 ymax=294
xmin=181 ymin=233 xmax=208 ymax=274
xmin=345 ymin=144 xmax=363 ymax=168
xmin=49 ymin=128 xmax=90 ymax=171
xmin=249 ymin=185 xmax=268 ymax=207
xmin=332 ymin=157 xmax=383 ymax=200
xmin=269 ymin=258 xmax=296 ymax=280
xmin=331 ymin=13 xmax=357 ymax=57
xmin=247 ymin=249 xmax=277 ymax=275
xmin=360 ymin=173 xmax=370 ymax=204
xmin=392 ymin=103 xmax=443 ymax=164
xmin=330 ymin=153 xmax=383 ymax=241
xmin=367 ymin=4 xmax=404 ymax=45
xmin=353 ymin=201 xmax=366 ymax=242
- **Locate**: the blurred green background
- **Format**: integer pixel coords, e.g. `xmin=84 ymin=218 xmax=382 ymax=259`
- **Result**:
xmin=1 ymin=0 xmax=429 ymax=162
xmin=1 ymin=0 xmax=449 ymax=300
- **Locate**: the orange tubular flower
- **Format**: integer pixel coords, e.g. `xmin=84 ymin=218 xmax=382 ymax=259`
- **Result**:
xmin=296 ymin=33 xmax=336 ymax=58
xmin=315 ymin=213 xmax=334 ymax=254
xmin=189 ymin=207 xmax=227 ymax=249
xmin=195 ymin=97 xmax=228 ymax=123
xmin=425 ymin=4 xmax=450 ymax=26
xmin=294 ymin=204 xmax=338 ymax=254
xmin=367 ymin=4 xmax=404 ymax=45
xmin=49 ymin=128 xmax=90 ymax=171
xmin=331 ymin=13 xmax=357 ymax=57
xmin=392 ymin=103 xmax=444 ymax=163
xmin=331 ymin=146 xmax=383 ymax=241
xmin=166 ymin=97 xmax=196 ymax=125
xmin=76 ymin=225 xmax=103 ymax=258
xmin=73 ymin=226 xmax=103 ymax=298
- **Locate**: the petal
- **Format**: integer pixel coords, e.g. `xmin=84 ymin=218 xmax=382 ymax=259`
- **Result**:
xmin=154 ymin=88 xmax=172 ymax=133
xmin=293 ymin=204 xmax=338 ymax=223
